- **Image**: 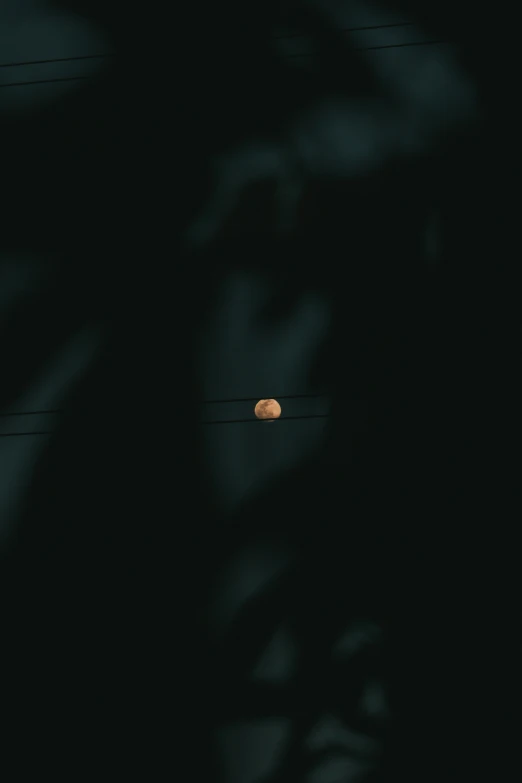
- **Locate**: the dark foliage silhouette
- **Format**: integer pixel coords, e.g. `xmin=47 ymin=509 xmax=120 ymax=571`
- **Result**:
xmin=1 ymin=1 xmax=517 ymax=781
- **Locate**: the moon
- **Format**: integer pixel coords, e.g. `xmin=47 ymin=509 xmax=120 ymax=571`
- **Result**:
xmin=254 ymin=398 xmax=281 ymax=422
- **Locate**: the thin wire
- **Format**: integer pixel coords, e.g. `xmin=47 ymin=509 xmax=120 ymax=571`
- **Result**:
xmin=203 ymin=413 xmax=330 ymax=425
xmin=285 ymin=38 xmax=449 ymax=58
xmin=0 ymin=74 xmax=93 ymax=89
xmin=0 ymin=412 xmax=331 ymax=436
xmin=0 ymin=431 xmax=53 ymax=437
xmin=0 ymin=39 xmax=451 ymax=89
xmin=0 ymin=22 xmax=415 ymax=70
xmin=0 ymin=53 xmax=116 ymax=69
xmin=0 ymin=394 xmax=329 ymax=418
xmin=273 ymin=20 xmax=415 ymax=40
xmin=0 ymin=410 xmax=62 ymax=418
xmin=0 ymin=410 xmax=64 ymax=418
xmin=204 ymin=393 xmax=328 ymax=404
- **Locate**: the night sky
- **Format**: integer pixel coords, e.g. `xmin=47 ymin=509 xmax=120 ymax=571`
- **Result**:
xmin=0 ymin=2 xmax=516 ymax=782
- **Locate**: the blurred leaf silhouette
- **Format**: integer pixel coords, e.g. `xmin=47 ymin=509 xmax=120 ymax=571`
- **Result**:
xmin=0 ymin=1 xmax=505 ymax=781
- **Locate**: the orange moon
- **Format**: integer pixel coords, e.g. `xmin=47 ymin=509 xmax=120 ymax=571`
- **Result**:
xmin=254 ymin=398 xmax=281 ymax=422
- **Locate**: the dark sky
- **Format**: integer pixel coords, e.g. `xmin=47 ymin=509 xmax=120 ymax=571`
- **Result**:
xmin=0 ymin=2 xmax=515 ymax=782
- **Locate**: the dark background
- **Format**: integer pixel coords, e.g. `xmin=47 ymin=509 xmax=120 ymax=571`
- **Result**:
xmin=1 ymin=1 xmax=517 ymax=780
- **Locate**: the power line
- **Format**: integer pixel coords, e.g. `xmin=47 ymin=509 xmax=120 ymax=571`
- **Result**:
xmin=0 ymin=409 xmax=64 ymax=418
xmin=0 ymin=74 xmax=93 ymax=89
xmin=0 ymin=412 xmax=331 ymax=436
xmin=0 ymin=431 xmax=53 ymax=437
xmin=273 ymin=20 xmax=415 ymax=39
xmin=0 ymin=22 xmax=415 ymax=70
xmin=286 ymin=38 xmax=449 ymax=58
xmin=203 ymin=413 xmax=329 ymax=425
xmin=0 ymin=53 xmax=116 ymax=69
xmin=204 ymin=393 xmax=329 ymax=405
xmin=0 ymin=38 xmax=451 ymax=89
xmin=0 ymin=394 xmax=329 ymax=418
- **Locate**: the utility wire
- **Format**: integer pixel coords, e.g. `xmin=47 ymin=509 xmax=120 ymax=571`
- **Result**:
xmin=0 ymin=412 xmax=331 ymax=436
xmin=285 ymin=38 xmax=449 ymax=58
xmin=0 ymin=53 xmax=116 ymax=69
xmin=0 ymin=431 xmax=53 ymax=437
xmin=0 ymin=22 xmax=415 ymax=70
xmin=203 ymin=413 xmax=330 ymax=425
xmin=0 ymin=38 xmax=450 ymax=89
xmin=204 ymin=393 xmax=328 ymax=404
xmin=0 ymin=394 xmax=329 ymax=418
xmin=273 ymin=20 xmax=415 ymax=39
xmin=0 ymin=74 xmax=93 ymax=89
